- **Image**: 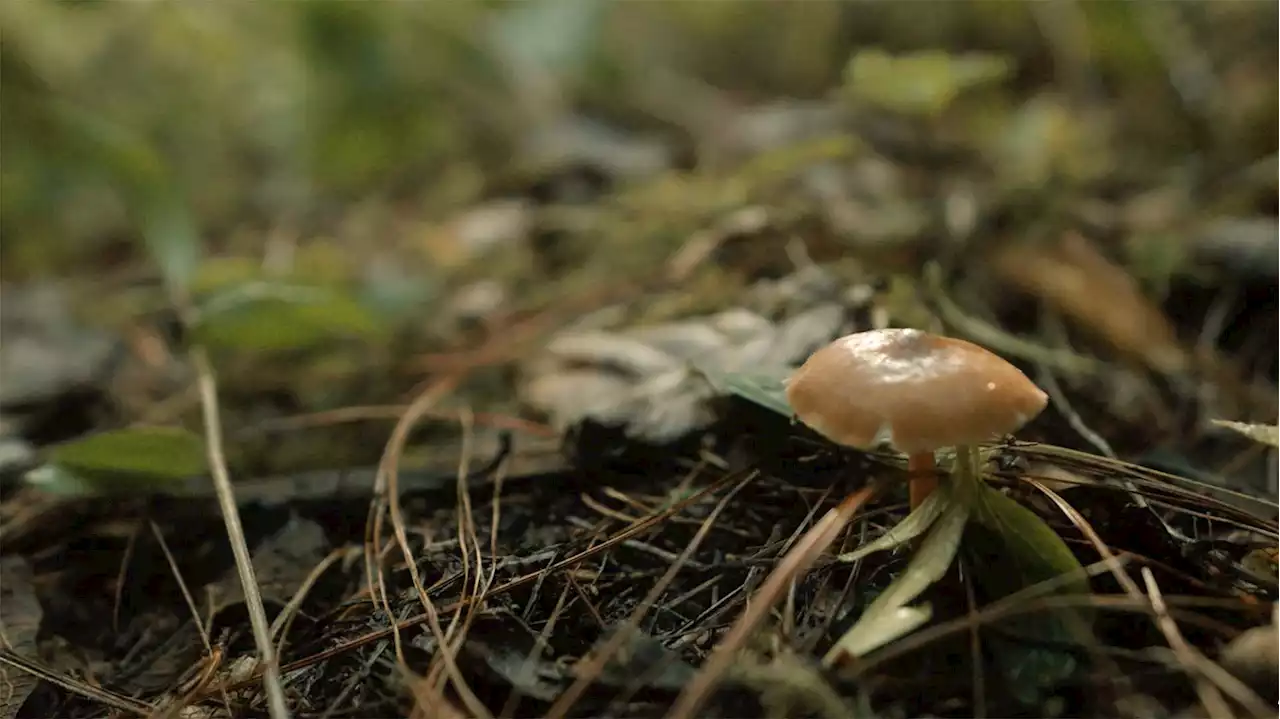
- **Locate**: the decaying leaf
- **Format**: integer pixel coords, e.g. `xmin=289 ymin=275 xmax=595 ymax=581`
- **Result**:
xmin=835 ymin=488 xmax=949 ymax=564
xmin=1239 ymin=546 xmax=1278 ymax=581
xmin=520 ymin=288 xmax=847 ymax=442
xmin=1216 ymin=604 xmax=1278 ymax=701
xmin=0 ymin=556 xmax=42 ymax=719
xmin=989 ymin=232 xmax=1190 ymax=375
xmin=1211 ymin=419 xmax=1280 ymax=448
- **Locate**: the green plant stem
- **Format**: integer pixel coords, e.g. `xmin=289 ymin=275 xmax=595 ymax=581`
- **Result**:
xmin=953 ymin=444 xmax=983 ymax=503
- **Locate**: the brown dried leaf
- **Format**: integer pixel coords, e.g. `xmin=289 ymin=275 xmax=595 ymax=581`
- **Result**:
xmin=0 ymin=557 xmax=42 ymax=719
xmin=1217 ymin=607 xmax=1278 ymax=700
xmin=1210 ymin=419 xmax=1280 ymax=448
xmin=990 ymin=232 xmax=1190 ymax=375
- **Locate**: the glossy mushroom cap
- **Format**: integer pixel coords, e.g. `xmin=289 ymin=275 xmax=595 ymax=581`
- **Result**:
xmin=785 ymin=329 xmax=1048 ymax=455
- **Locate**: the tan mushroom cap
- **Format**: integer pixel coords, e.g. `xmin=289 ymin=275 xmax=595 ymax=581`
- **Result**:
xmin=785 ymin=329 xmax=1048 ymax=455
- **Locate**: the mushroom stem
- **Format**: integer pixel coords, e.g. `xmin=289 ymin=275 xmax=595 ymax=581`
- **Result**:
xmin=907 ymin=452 xmax=938 ymax=509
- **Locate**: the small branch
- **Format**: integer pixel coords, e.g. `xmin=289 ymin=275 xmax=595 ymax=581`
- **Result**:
xmin=1139 ymin=568 xmax=1236 ymax=719
xmin=667 ymin=481 xmax=885 ymax=719
xmin=922 ymin=262 xmax=1101 ymax=377
xmin=190 ymin=347 xmax=291 ymax=719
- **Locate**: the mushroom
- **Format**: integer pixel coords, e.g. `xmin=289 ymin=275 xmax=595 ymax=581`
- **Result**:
xmin=784 ymin=328 xmax=1048 ymax=507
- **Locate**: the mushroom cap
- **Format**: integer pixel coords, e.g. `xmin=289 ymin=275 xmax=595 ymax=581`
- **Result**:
xmin=784 ymin=329 xmax=1048 ymax=455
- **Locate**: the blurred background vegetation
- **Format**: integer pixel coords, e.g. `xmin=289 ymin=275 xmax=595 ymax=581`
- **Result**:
xmin=4 ymin=1 xmax=1274 ymax=275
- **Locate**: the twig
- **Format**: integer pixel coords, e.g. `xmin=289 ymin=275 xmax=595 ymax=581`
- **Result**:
xmin=271 ymin=547 xmax=354 ymax=648
xmin=545 ymin=470 xmax=756 ymax=719
xmin=1140 ymin=570 xmax=1232 ymax=718
xmin=1018 ymin=478 xmax=1152 ymax=706
xmin=1035 ymin=311 xmax=1196 ymax=544
xmin=1035 ymin=363 xmax=1116 ymax=460
xmin=667 ymin=481 xmax=885 ymax=719
xmin=500 ymin=573 xmax=575 ymax=719
xmin=923 ymin=262 xmax=1101 ymax=377
xmin=111 ymin=520 xmax=143 ymax=635
xmin=424 ymin=407 xmax=491 ymax=709
xmin=1141 ymin=568 xmax=1269 ymax=711
xmin=191 ymin=347 xmax=292 ymax=719
xmin=363 ymin=375 xmax=490 ymax=719
xmin=205 ymin=473 xmax=751 ymax=699
xmin=148 ymin=520 xmax=234 ymax=719
xmin=1028 ymin=479 xmax=1142 ymax=597
xmin=0 ymin=650 xmax=154 ymax=717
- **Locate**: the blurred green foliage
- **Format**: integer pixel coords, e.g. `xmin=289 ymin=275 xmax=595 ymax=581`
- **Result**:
xmin=1 ymin=0 xmax=1273 ymax=286
xmin=0 ymin=1 xmax=507 ymax=276
xmin=30 ymin=426 xmax=208 ymax=495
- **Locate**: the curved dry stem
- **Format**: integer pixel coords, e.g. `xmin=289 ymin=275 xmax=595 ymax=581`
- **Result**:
xmin=667 ymin=480 xmax=885 ymax=719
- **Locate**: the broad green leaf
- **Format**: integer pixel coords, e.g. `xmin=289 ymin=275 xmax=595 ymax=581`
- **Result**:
xmin=192 ymin=280 xmax=388 ymax=352
xmin=967 ymin=484 xmax=1092 ymax=705
xmin=844 ymin=48 xmax=1013 ymax=119
xmin=971 ymin=484 xmax=1091 ymax=598
xmin=44 ymin=427 xmax=207 ymax=484
xmin=836 ymin=487 xmax=948 ymax=563
xmin=1211 ymin=419 xmax=1280 ymax=448
xmin=825 ymin=479 xmax=970 ymax=663
xmin=51 ymin=101 xmax=200 ymax=292
xmin=701 ymin=368 xmax=792 ymax=417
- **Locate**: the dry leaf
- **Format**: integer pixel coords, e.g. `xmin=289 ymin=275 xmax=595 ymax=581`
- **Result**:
xmin=1210 ymin=419 xmax=1280 ymax=448
xmin=1217 ymin=607 xmax=1278 ymax=700
xmin=0 ymin=557 xmax=42 ymax=719
xmin=519 ymin=292 xmax=848 ymax=442
xmin=990 ymin=232 xmax=1190 ymax=374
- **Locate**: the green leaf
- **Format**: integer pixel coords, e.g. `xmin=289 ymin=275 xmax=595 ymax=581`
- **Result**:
xmin=192 ymin=280 xmax=388 ymax=352
xmin=970 ymin=485 xmax=1091 ymax=597
xmin=835 ymin=487 xmax=948 ymax=563
xmin=844 ymin=48 xmax=1013 ymax=119
xmin=825 ymin=479 xmax=970 ymax=663
xmin=42 ymin=427 xmax=207 ymax=488
xmin=701 ymin=368 xmax=792 ymax=417
xmin=50 ymin=101 xmax=200 ymax=292
xmin=966 ymin=484 xmax=1092 ymax=705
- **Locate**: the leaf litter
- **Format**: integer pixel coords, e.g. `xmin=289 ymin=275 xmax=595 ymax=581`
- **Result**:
xmin=1 ymin=3 xmax=1277 ymax=719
